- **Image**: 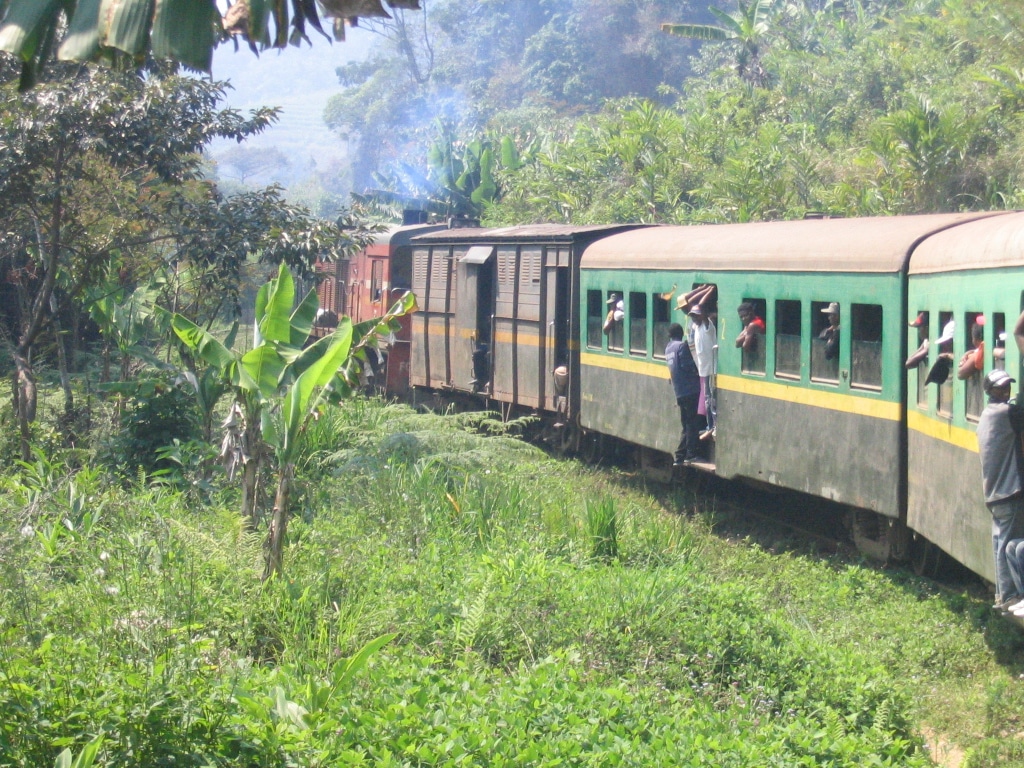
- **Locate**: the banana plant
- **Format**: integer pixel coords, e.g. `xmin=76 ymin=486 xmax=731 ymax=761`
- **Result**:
xmin=170 ymin=262 xmax=416 ymax=577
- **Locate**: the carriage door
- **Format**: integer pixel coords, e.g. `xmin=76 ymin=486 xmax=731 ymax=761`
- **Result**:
xmin=454 ymin=245 xmax=495 ymax=392
xmin=546 ymin=253 xmax=571 ymax=413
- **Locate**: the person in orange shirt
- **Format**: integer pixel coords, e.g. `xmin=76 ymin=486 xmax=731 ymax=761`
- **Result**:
xmin=958 ymin=316 xmax=985 ymax=381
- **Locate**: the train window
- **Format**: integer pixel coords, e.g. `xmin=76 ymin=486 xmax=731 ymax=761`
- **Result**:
xmin=370 ymin=259 xmax=384 ymax=302
xmin=774 ymin=300 xmax=801 ymax=379
xmin=937 ymin=311 xmax=953 ymax=417
xmin=851 ymin=304 xmax=883 ymax=391
xmin=412 ymin=248 xmax=429 ymax=294
xmin=964 ymin=311 xmax=984 ymax=421
xmin=910 ymin=310 xmax=929 ymax=408
xmin=519 ymin=248 xmax=542 ymax=292
xmin=811 ymin=300 xmax=840 ymax=384
xmin=629 ymin=292 xmax=647 ymax=357
xmin=653 ymin=295 xmax=671 ymax=359
xmin=994 ymin=312 xmax=1006 ymax=371
xmin=586 ymin=290 xmax=603 ymax=349
xmin=739 ymin=298 xmax=767 ymax=375
xmin=607 ymin=289 xmax=625 ymax=352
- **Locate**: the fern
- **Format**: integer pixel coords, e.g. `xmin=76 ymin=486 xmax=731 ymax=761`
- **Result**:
xmin=453 ymin=577 xmax=491 ymax=653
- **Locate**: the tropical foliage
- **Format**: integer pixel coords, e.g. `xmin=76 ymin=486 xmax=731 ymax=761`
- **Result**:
xmin=0 ymin=0 xmax=422 ymax=88
xmin=477 ymin=0 xmax=1024 ymax=224
xmin=0 ymin=60 xmax=372 ymax=465
xmin=170 ymin=263 xmax=416 ymax=576
xmin=662 ymin=0 xmax=783 ymax=86
xmin=323 ymin=0 xmax=700 ymax=192
xmin=356 ymin=122 xmax=535 ymax=219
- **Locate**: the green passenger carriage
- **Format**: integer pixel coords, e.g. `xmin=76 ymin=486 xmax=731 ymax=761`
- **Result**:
xmin=578 ymin=213 xmax=999 ymax=552
xmin=906 ymin=212 xmax=1024 ymax=581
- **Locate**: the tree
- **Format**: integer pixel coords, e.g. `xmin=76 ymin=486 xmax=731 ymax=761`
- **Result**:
xmin=171 ymin=262 xmax=417 ymax=577
xmin=0 ymin=0 xmax=422 ymax=89
xmin=325 ymin=0 xmax=698 ymax=192
xmin=356 ymin=121 xmax=530 ymax=219
xmin=0 ymin=66 xmax=276 ymax=460
xmin=215 ymin=145 xmax=290 ymax=184
xmin=662 ymin=0 xmax=783 ymax=86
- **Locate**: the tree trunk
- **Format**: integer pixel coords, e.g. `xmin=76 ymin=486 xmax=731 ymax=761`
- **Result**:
xmin=241 ymin=400 xmax=264 ymax=527
xmin=50 ymin=292 xmax=75 ymax=423
xmin=14 ymin=153 xmax=64 ymax=460
xmin=12 ymin=359 xmax=35 ymax=462
xmin=263 ymin=463 xmax=293 ymax=580
xmin=240 ymin=455 xmax=260 ymax=528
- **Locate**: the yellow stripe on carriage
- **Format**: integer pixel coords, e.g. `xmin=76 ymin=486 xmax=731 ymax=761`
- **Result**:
xmin=580 ymin=353 xmax=900 ymax=421
xmin=907 ymin=409 xmax=978 ymax=453
xmin=716 ymin=375 xmax=901 ymax=421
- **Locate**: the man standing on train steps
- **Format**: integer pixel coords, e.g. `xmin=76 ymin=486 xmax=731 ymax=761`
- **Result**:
xmin=976 ymin=367 xmax=1024 ymax=614
xmin=666 ymin=322 xmax=701 ymax=466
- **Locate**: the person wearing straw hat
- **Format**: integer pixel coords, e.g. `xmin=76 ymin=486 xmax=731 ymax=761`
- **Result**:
xmin=602 ymin=293 xmax=624 ymax=334
xmin=819 ymin=302 xmax=840 ymax=361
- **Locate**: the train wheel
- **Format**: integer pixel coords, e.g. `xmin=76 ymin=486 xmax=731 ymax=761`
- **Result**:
xmin=639 ymin=447 xmax=673 ymax=483
xmin=849 ymin=509 xmax=905 ymax=564
xmin=543 ymin=419 xmax=577 ymax=458
xmin=580 ymin=431 xmax=604 ymax=464
xmin=910 ymin=535 xmax=940 ymax=578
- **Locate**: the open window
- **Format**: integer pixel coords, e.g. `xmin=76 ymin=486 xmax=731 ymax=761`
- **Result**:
xmin=370 ymin=258 xmax=384 ymax=302
xmin=606 ymin=289 xmax=624 ymax=352
xmin=937 ymin=311 xmax=953 ymax=417
xmin=964 ymin=311 xmax=984 ymax=421
xmin=811 ymin=300 xmax=840 ymax=384
xmin=629 ymin=292 xmax=647 ymax=357
xmin=851 ymin=303 xmax=883 ymax=391
xmin=910 ymin=310 xmax=929 ymax=408
xmin=739 ymin=298 xmax=766 ymax=375
xmin=994 ymin=312 xmax=1006 ymax=371
xmin=653 ymin=294 xmax=671 ymax=359
xmin=775 ymin=299 xmax=801 ymax=379
xmin=586 ymin=290 xmax=603 ymax=349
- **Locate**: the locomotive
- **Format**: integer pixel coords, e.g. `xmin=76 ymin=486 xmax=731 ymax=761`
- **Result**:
xmin=322 ymin=210 xmax=1024 ymax=591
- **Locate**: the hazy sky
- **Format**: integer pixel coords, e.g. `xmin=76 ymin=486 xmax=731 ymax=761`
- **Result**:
xmin=207 ymin=30 xmax=373 ymax=183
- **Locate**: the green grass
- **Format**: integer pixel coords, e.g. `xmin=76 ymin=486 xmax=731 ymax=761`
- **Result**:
xmin=1 ymin=397 xmax=1022 ymax=766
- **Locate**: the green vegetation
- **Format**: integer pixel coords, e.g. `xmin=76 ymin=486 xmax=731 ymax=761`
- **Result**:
xmin=488 ymin=0 xmax=1024 ymax=223
xmin=0 ymin=1 xmax=421 ymax=87
xmin=2 ymin=398 xmax=1021 ymax=766
xmin=317 ymin=0 xmax=1024 ymax=225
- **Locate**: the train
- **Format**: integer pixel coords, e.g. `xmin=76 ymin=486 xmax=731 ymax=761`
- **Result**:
xmin=319 ymin=209 xmax=1024 ymax=592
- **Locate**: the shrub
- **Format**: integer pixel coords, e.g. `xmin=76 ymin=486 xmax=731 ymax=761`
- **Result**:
xmin=103 ymin=380 xmax=200 ymax=478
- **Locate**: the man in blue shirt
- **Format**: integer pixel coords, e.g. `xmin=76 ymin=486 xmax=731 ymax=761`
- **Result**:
xmin=666 ymin=322 xmax=702 ymax=466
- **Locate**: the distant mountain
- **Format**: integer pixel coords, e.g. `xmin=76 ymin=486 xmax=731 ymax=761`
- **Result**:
xmin=207 ymin=32 xmax=372 ymax=188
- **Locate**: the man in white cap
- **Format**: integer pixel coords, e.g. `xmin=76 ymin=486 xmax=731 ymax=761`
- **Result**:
xmin=976 ymin=368 xmax=1024 ymax=615
xmin=602 ymin=293 xmax=624 ymax=334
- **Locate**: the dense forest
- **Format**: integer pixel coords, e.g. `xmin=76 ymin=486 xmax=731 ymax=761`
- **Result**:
xmin=326 ymin=0 xmax=1024 ymax=223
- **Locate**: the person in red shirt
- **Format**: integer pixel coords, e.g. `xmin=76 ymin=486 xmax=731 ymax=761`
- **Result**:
xmin=735 ymin=302 xmax=765 ymax=352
